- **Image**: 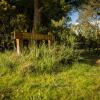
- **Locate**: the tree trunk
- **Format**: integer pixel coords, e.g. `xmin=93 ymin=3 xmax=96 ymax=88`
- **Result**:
xmin=32 ymin=0 xmax=41 ymax=34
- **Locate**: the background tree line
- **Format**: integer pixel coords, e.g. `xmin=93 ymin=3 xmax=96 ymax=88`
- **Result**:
xmin=0 ymin=0 xmax=100 ymax=52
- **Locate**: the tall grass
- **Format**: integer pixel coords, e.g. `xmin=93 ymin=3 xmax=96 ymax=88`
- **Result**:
xmin=0 ymin=44 xmax=100 ymax=100
xmin=0 ymin=43 xmax=79 ymax=75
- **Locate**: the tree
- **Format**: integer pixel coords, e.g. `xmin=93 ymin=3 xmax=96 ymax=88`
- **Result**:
xmin=0 ymin=0 xmax=17 ymax=38
xmin=0 ymin=0 xmax=10 ymax=34
xmin=11 ymin=0 xmax=70 ymax=34
xmin=33 ymin=0 xmax=41 ymax=33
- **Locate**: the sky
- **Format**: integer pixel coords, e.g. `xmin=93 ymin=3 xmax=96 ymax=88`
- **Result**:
xmin=70 ymin=12 xmax=100 ymax=28
xmin=70 ymin=12 xmax=79 ymax=24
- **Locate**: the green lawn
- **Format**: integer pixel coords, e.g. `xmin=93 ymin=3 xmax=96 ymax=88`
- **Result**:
xmin=0 ymin=64 xmax=100 ymax=100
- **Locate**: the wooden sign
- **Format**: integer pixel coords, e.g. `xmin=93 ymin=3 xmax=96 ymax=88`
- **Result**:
xmin=13 ymin=32 xmax=53 ymax=40
xmin=12 ymin=32 xmax=54 ymax=55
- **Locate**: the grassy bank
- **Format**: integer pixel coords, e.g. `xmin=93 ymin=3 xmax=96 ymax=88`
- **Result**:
xmin=0 ymin=49 xmax=100 ymax=100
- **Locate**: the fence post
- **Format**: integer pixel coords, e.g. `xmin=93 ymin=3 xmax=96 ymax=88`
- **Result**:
xmin=16 ymin=39 xmax=20 ymax=55
xmin=48 ymin=40 xmax=51 ymax=48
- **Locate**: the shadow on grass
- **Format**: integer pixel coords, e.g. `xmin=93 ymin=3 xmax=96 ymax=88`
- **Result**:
xmin=79 ymin=50 xmax=100 ymax=66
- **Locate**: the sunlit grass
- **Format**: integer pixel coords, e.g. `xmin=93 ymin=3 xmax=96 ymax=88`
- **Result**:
xmin=0 ymin=63 xmax=100 ymax=99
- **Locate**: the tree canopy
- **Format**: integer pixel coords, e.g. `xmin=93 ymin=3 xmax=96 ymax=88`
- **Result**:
xmin=0 ymin=0 xmax=99 ymax=35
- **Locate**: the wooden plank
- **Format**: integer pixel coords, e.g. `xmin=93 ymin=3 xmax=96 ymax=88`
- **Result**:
xmin=14 ymin=33 xmax=23 ymax=39
xmin=14 ymin=32 xmax=53 ymax=41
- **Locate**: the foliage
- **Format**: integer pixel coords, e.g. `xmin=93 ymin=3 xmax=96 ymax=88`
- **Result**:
xmin=73 ymin=21 xmax=100 ymax=51
xmin=10 ymin=14 xmax=29 ymax=32
xmin=51 ymin=16 xmax=73 ymax=44
xmin=0 ymin=0 xmax=29 ymax=38
xmin=11 ymin=0 xmax=70 ymax=33
xmin=0 ymin=0 xmax=11 ymax=34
